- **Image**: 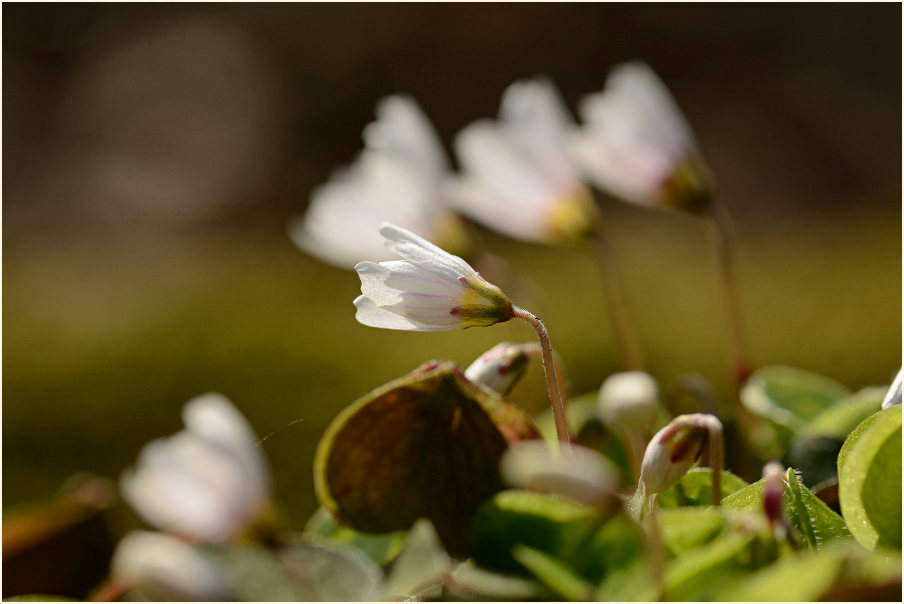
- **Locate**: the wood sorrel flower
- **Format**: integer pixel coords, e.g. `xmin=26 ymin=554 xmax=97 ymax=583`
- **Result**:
xmin=598 ymin=371 xmax=660 ymax=433
xmin=464 ymin=342 xmax=535 ymax=395
xmin=355 ymin=223 xmax=572 ymax=451
xmin=639 ymin=413 xmax=724 ymax=503
xmin=121 ymin=393 xmax=270 ymax=542
xmin=570 ymin=62 xmax=713 ymax=214
xmin=354 ymin=223 xmax=514 ymax=331
xmin=290 ymin=95 xmax=468 ymax=269
xmin=446 ymin=78 xmax=598 ymax=245
xmin=111 ymin=530 xmax=228 ymax=601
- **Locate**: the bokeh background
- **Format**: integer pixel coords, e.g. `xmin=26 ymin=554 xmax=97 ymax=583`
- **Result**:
xmin=4 ymin=3 xmax=901 ymax=529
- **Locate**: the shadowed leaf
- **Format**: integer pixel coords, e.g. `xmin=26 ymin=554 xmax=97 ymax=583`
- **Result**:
xmin=314 ymin=361 xmax=541 ymax=555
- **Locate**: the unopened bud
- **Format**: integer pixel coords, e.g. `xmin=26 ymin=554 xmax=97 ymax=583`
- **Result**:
xmin=598 ymin=371 xmax=660 ymax=432
xmin=500 ymin=440 xmax=618 ymax=508
xmin=881 ymin=368 xmax=902 ymax=409
xmin=762 ymin=462 xmax=785 ymax=528
xmin=112 ymin=531 xmax=229 ymax=601
xmin=639 ymin=414 xmax=722 ymax=495
xmin=465 ymin=342 xmax=534 ymax=395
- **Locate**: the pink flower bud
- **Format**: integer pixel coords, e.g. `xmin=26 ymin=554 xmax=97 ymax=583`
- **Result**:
xmin=639 ymin=413 xmax=722 ymax=495
xmin=465 ymin=342 xmax=533 ymax=395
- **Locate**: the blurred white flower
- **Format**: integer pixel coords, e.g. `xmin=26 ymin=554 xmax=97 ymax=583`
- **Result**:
xmin=881 ymin=368 xmax=902 ymax=409
xmin=571 ymin=62 xmax=712 ymax=214
xmin=446 ymin=78 xmax=598 ymax=245
xmin=598 ymin=371 xmax=660 ymax=432
xmin=111 ymin=530 xmax=229 ymax=601
xmin=290 ymin=95 xmax=468 ymax=269
xmin=639 ymin=413 xmax=721 ymax=495
xmin=500 ymin=440 xmax=618 ymax=507
xmin=465 ymin=342 xmax=535 ymax=395
xmin=354 ymin=223 xmax=513 ymax=331
xmin=121 ymin=393 xmax=270 ymax=542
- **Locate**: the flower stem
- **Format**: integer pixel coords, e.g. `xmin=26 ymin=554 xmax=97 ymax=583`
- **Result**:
xmin=590 ymin=228 xmax=645 ymax=371
xmin=512 ymin=305 xmax=573 ymax=456
xmin=705 ymin=200 xmax=751 ymax=391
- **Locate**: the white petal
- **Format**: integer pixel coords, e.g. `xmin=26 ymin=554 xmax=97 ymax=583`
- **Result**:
xmin=353 ymin=295 xmax=455 ymax=331
xmin=378 ymin=223 xmax=478 ymax=282
xmin=882 ymin=368 xmax=903 ymax=409
xmin=112 ymin=531 xmax=228 ymax=601
xmin=363 ymin=95 xmax=449 ymax=184
xmin=444 ymin=177 xmax=549 ymax=241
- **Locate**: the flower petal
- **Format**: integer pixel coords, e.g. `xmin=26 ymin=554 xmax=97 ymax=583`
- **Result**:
xmin=353 ymin=295 xmax=456 ymax=331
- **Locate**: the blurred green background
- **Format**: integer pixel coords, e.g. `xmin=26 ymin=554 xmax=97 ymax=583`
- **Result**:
xmin=3 ymin=4 xmax=901 ymax=528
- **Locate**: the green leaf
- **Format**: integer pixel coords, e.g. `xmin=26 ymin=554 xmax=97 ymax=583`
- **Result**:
xmin=804 ymin=387 xmax=886 ymax=438
xmin=741 ymin=366 xmax=850 ymax=453
xmin=381 ymin=519 xmax=450 ymax=600
xmin=314 ymin=360 xmax=541 ymax=556
xmin=722 ymin=469 xmax=851 ymax=549
xmin=657 ymin=468 xmax=749 ymax=507
xmin=664 ymin=532 xmax=753 ymax=601
xmin=302 ymin=506 xmax=405 ymax=566
xmin=713 ymin=547 xmax=844 ymax=601
xmin=659 ymin=507 xmax=727 ymax=555
xmin=446 ymin=562 xmax=548 ymax=601
xmin=278 ymin=542 xmax=384 ymax=602
xmin=838 ymin=405 xmax=902 ymax=551
xmin=471 ymin=490 xmax=599 ymax=575
xmin=511 ymin=545 xmax=595 ymax=602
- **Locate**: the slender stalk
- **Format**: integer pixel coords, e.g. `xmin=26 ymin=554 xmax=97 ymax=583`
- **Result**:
xmin=707 ymin=421 xmax=724 ymax=507
xmin=590 ymin=229 xmax=645 ymax=371
xmin=512 ymin=305 xmax=574 ymax=456
xmin=705 ymin=200 xmax=751 ymax=390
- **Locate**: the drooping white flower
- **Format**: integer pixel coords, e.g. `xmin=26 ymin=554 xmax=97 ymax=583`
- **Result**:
xmin=290 ymin=95 xmax=468 ymax=269
xmin=464 ymin=342 xmax=535 ymax=395
xmin=111 ymin=530 xmax=229 ymax=601
xmin=500 ymin=440 xmax=618 ymax=507
xmin=354 ymin=223 xmax=514 ymax=331
xmin=881 ymin=368 xmax=902 ymax=409
xmin=598 ymin=371 xmax=660 ymax=432
xmin=639 ymin=413 xmax=722 ymax=496
xmin=121 ymin=393 xmax=270 ymax=542
xmin=445 ymin=78 xmax=598 ymax=245
xmin=571 ymin=62 xmax=712 ymax=214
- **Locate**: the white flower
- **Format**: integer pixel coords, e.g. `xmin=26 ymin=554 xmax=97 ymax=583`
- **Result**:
xmin=464 ymin=342 xmax=535 ymax=395
xmin=639 ymin=413 xmax=721 ymax=495
xmin=571 ymin=62 xmax=712 ymax=213
xmin=445 ymin=78 xmax=598 ymax=245
xmin=881 ymin=368 xmax=902 ymax=409
xmin=500 ymin=440 xmax=618 ymax=507
xmin=354 ymin=223 xmax=513 ymax=331
xmin=290 ymin=95 xmax=468 ymax=269
xmin=111 ymin=530 xmax=229 ymax=601
xmin=598 ymin=371 xmax=660 ymax=432
xmin=121 ymin=393 xmax=270 ymax=542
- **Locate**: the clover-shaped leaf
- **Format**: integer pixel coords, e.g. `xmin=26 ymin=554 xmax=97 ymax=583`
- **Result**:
xmin=837 ymin=405 xmax=902 ymax=551
xmin=314 ymin=360 xmax=541 ymax=555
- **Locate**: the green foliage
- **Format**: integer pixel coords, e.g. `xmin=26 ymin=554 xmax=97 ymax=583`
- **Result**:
xmin=837 ymin=405 xmax=902 ymax=551
xmin=741 ymin=365 xmax=850 ymax=456
xmin=657 ymin=468 xmax=749 ymax=507
xmin=723 ymin=468 xmax=850 ymax=550
xmin=302 ymin=506 xmax=405 ymax=566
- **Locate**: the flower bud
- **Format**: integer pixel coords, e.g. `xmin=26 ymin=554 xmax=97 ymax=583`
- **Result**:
xmin=762 ymin=462 xmax=785 ymax=528
xmin=598 ymin=371 xmax=659 ymax=432
xmin=465 ymin=342 xmax=534 ymax=395
xmin=500 ymin=439 xmax=618 ymax=508
xmin=111 ymin=531 xmax=229 ymax=601
xmin=639 ymin=413 xmax=722 ymax=495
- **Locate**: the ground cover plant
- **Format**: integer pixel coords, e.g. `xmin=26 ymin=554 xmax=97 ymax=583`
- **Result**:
xmin=4 ymin=60 xmax=901 ymax=602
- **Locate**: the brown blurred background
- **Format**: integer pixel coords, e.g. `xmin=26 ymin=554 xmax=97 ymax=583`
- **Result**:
xmin=3 ymin=4 xmax=901 ymax=527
